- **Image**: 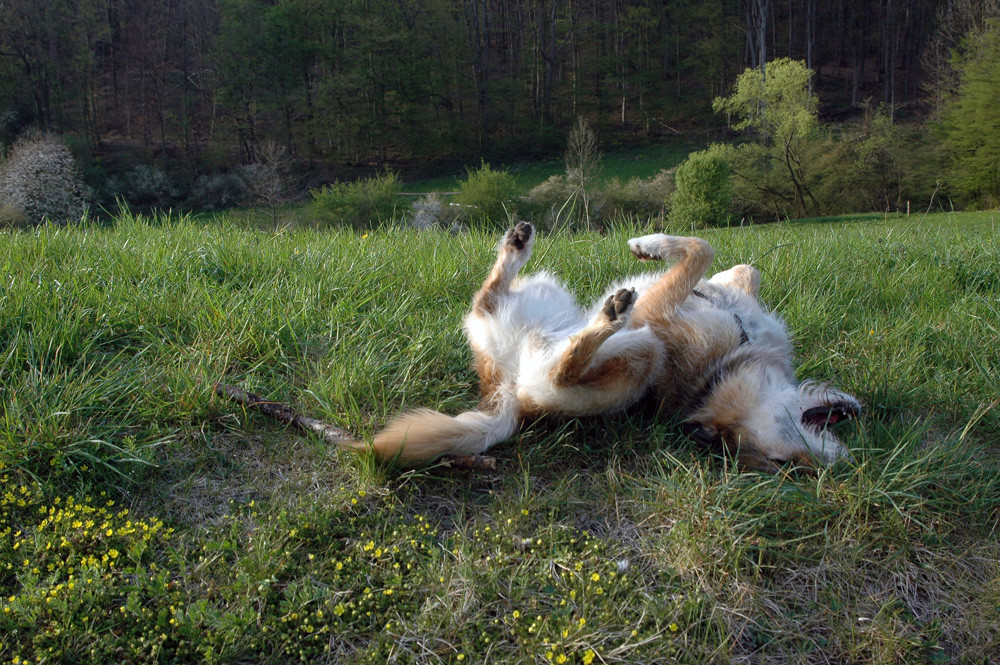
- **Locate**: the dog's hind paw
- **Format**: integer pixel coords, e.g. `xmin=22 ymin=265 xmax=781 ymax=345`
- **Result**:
xmin=504 ymin=221 xmax=534 ymax=251
xmin=602 ymin=287 xmax=636 ymax=325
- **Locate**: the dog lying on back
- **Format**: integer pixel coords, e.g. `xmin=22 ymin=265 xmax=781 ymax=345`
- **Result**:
xmin=364 ymin=222 xmax=860 ymax=471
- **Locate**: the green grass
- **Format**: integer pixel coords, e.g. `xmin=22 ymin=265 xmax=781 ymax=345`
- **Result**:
xmin=401 ymin=139 xmax=696 ymax=193
xmin=1 ymin=211 xmax=999 ymax=663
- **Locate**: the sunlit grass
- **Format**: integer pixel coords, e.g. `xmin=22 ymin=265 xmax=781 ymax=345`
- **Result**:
xmin=0 ymin=210 xmax=998 ymax=663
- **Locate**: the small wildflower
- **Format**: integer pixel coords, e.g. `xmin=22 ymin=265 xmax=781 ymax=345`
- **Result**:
xmin=583 ymin=650 xmax=596 ymax=665
xmin=669 ymin=622 xmax=680 ymax=632
xmin=591 ymin=572 xmax=600 ymax=582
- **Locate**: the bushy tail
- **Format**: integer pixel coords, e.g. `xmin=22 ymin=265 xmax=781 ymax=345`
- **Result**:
xmin=350 ymin=391 xmax=520 ymax=467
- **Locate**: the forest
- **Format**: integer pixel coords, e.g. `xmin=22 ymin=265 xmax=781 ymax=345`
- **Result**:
xmin=0 ymin=0 xmax=998 ymax=215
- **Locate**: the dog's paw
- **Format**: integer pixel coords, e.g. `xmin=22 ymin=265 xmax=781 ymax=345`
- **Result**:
xmin=504 ymin=221 xmax=534 ymax=252
xmin=602 ymin=287 xmax=636 ymax=325
xmin=627 ymin=234 xmax=673 ymax=261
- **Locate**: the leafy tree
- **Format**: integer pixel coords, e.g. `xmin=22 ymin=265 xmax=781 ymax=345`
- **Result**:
xmin=713 ymin=58 xmax=820 ymax=218
xmin=942 ymin=19 xmax=1000 ymax=206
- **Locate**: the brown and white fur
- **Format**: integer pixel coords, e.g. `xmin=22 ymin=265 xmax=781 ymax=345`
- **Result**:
xmin=367 ymin=222 xmax=860 ymax=471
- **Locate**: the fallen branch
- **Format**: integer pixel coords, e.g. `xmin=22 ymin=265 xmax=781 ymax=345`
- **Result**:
xmin=213 ymin=383 xmax=497 ymax=472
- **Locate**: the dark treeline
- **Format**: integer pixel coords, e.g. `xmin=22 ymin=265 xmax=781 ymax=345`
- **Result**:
xmin=0 ymin=0 xmax=965 ymax=177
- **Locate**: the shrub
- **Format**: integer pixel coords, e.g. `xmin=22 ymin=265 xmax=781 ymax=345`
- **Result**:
xmin=0 ymin=132 xmax=86 ymax=225
xmin=125 ymin=165 xmax=179 ymax=208
xmin=190 ymin=172 xmax=249 ymax=211
xmin=309 ymin=171 xmax=400 ymax=229
xmin=671 ymin=148 xmax=733 ymax=227
xmin=523 ymin=174 xmax=575 ymax=227
xmin=603 ymin=169 xmax=675 ymax=220
xmin=409 ymin=193 xmax=463 ymax=232
xmin=453 ymin=162 xmax=520 ymax=228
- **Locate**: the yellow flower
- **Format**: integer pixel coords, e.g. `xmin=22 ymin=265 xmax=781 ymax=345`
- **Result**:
xmin=583 ymin=649 xmax=596 ymax=665
xmin=512 ymin=610 xmax=521 ymax=619
xmin=556 ymin=655 xmax=568 ymax=664
xmin=669 ymin=622 xmax=679 ymax=632
xmin=591 ymin=573 xmax=600 ymax=582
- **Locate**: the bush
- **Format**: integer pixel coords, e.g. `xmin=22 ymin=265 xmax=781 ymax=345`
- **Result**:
xmin=309 ymin=171 xmax=400 ymax=229
xmin=523 ymin=175 xmax=574 ymax=227
xmin=190 ymin=172 xmax=249 ymax=211
xmin=0 ymin=132 xmax=86 ymax=225
xmin=603 ymin=169 xmax=675 ymax=220
xmin=125 ymin=165 xmax=179 ymax=208
xmin=671 ymin=148 xmax=732 ymax=227
xmin=409 ymin=193 xmax=463 ymax=232
xmin=453 ymin=162 xmax=520 ymax=228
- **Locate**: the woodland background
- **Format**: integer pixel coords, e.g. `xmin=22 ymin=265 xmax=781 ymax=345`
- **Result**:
xmin=0 ymin=0 xmax=998 ymax=214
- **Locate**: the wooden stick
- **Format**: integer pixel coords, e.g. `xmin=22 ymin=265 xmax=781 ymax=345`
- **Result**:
xmin=213 ymin=383 xmax=497 ymax=472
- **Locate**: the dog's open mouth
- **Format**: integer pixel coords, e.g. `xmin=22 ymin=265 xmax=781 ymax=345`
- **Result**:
xmin=801 ymin=402 xmax=860 ymax=432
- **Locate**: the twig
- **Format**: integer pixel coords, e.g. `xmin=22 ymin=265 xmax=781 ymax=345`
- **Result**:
xmin=213 ymin=383 xmax=497 ymax=472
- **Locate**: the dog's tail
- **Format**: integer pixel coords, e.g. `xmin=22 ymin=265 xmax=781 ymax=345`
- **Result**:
xmin=345 ymin=389 xmax=520 ymax=466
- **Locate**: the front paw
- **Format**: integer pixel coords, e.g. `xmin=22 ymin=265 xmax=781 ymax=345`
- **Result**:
xmin=504 ymin=221 xmax=534 ymax=251
xmin=602 ymin=288 xmax=636 ymax=326
xmin=627 ymin=234 xmax=670 ymax=261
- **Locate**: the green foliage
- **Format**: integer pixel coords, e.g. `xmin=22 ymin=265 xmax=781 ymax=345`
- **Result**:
xmin=308 ymin=172 xmax=400 ymax=229
xmin=713 ymin=59 xmax=820 ymax=219
xmin=453 ymin=162 xmax=520 ymax=228
xmin=942 ymin=18 xmax=1000 ymax=206
xmin=713 ymin=58 xmax=818 ymax=144
xmin=670 ymin=148 xmax=732 ymax=227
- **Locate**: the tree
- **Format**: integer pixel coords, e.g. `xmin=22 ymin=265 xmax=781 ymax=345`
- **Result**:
xmin=565 ymin=116 xmax=601 ymax=228
xmin=942 ymin=19 xmax=1000 ymax=206
xmin=713 ymin=57 xmax=820 ymax=217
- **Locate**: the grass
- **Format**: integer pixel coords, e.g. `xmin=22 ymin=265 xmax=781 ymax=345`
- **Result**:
xmin=401 ymin=138 xmax=696 ymax=193
xmin=1 ymin=210 xmax=999 ymax=663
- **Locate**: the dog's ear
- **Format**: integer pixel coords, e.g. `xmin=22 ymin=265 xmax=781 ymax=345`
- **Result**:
xmin=682 ymin=421 xmax=719 ymax=447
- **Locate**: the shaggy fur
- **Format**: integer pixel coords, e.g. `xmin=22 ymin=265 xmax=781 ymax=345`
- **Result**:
xmin=368 ymin=222 xmax=860 ymax=470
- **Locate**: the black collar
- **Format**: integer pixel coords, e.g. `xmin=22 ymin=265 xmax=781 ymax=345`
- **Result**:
xmin=691 ymin=289 xmax=749 ymax=346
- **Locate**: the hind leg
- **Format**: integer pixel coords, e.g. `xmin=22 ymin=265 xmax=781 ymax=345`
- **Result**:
xmin=550 ymin=288 xmax=635 ymax=387
xmin=627 ymin=234 xmax=715 ymax=323
xmin=471 ymin=221 xmax=535 ymax=315
xmin=709 ymin=264 xmax=760 ymax=299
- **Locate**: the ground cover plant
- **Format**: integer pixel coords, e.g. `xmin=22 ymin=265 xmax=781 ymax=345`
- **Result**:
xmin=1 ymin=211 xmax=999 ymax=663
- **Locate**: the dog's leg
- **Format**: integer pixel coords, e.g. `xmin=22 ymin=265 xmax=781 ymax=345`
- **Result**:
xmin=550 ymin=288 xmax=635 ymax=386
xmin=709 ymin=264 xmax=760 ymax=299
xmin=471 ymin=221 xmax=534 ymax=316
xmin=627 ymin=234 xmax=715 ymax=321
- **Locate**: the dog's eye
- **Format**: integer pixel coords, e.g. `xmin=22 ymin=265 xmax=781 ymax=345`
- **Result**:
xmin=681 ymin=422 xmax=719 ymax=446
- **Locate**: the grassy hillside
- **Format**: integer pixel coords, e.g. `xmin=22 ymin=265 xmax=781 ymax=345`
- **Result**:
xmin=1 ymin=212 xmax=999 ymax=663
xmin=401 ymin=139 xmax=695 ymax=193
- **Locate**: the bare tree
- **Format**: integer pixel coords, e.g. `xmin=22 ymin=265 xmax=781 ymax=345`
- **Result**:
xmin=239 ymin=139 xmax=288 ymax=229
xmin=565 ymin=116 xmax=601 ymax=228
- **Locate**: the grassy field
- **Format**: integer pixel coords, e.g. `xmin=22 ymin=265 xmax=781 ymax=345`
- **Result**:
xmin=1 ymin=211 xmax=999 ymax=663
xmin=400 ymin=139 xmax=696 ymax=193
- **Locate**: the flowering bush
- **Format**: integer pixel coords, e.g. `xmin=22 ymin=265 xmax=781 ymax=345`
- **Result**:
xmin=0 ymin=132 xmax=86 ymax=226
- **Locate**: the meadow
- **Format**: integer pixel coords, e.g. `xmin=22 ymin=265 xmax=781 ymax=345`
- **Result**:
xmin=1 ymin=210 xmax=999 ymax=663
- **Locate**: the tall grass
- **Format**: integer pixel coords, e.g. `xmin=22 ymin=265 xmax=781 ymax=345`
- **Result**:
xmin=0 ymin=211 xmax=998 ymax=663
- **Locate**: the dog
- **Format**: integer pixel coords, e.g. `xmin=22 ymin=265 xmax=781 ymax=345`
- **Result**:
xmin=364 ymin=222 xmax=860 ymax=471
